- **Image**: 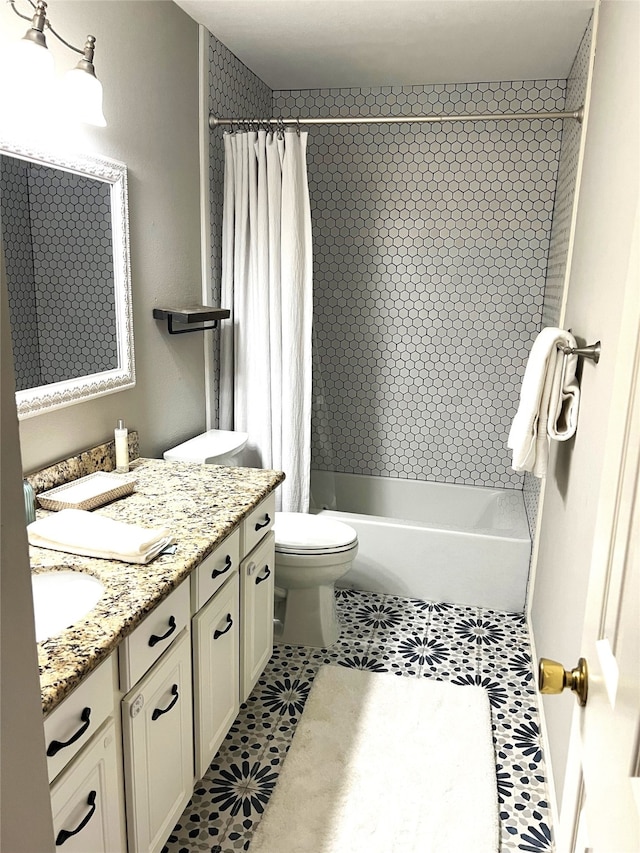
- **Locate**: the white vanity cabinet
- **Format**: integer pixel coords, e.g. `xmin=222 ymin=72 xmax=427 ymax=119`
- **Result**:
xmin=40 ymin=483 xmax=280 ymax=853
xmin=50 ymin=719 xmax=123 ymax=853
xmin=240 ymin=531 xmax=275 ymax=702
xmin=191 ymin=528 xmax=240 ymax=613
xmin=45 ymin=656 xmax=126 ymax=853
xmin=44 ymin=657 xmax=115 ymax=784
xmin=120 ymin=581 xmax=193 ymax=853
xmin=192 ymin=570 xmax=240 ymax=779
xmin=190 ymin=493 xmax=275 ymax=774
xmin=239 ymin=493 xmax=276 ymax=702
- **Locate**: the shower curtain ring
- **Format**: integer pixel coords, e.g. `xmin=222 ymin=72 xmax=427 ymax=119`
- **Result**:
xmin=295 ymin=118 xmax=301 ymax=136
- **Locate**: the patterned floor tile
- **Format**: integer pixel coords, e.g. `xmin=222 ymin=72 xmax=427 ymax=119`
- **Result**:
xmin=261 ymin=642 xmax=310 ymax=676
xmin=162 ymin=589 xmax=555 ymax=853
xmin=304 ymin=636 xmax=372 ymax=668
xmin=257 ymin=674 xmax=313 ymax=726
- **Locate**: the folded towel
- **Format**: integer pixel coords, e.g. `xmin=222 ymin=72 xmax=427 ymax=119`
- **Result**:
xmin=28 ymin=509 xmax=174 ymax=564
xmin=508 ymin=328 xmax=581 ymax=477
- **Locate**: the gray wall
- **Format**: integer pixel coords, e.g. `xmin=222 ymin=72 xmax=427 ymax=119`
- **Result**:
xmin=0 ymin=1 xmax=205 ymax=472
xmin=0 ymin=3 xmax=207 ymax=845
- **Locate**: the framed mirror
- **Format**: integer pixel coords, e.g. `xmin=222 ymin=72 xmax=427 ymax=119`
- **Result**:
xmin=0 ymin=138 xmax=135 ymax=419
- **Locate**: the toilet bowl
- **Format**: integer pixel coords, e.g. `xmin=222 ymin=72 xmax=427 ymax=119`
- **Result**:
xmin=163 ymin=429 xmax=249 ymax=466
xmin=163 ymin=431 xmax=359 ymax=648
xmin=273 ymin=512 xmax=358 ymax=648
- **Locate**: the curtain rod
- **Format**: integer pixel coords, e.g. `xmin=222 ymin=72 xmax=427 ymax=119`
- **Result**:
xmin=209 ymin=106 xmax=583 ymax=129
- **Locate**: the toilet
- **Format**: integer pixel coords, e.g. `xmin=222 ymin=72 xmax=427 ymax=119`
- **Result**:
xmin=164 ymin=429 xmax=249 ymax=466
xmin=273 ymin=512 xmax=357 ymax=648
xmin=163 ymin=430 xmax=358 ymax=648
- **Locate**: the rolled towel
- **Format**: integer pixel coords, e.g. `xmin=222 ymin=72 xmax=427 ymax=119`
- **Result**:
xmin=508 ymin=328 xmax=580 ymax=477
xmin=28 ymin=509 xmax=174 ymax=564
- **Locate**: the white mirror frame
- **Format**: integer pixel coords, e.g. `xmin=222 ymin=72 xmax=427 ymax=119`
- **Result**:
xmin=0 ymin=138 xmax=135 ymax=419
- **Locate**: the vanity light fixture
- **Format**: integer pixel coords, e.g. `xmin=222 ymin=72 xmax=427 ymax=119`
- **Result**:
xmin=7 ymin=0 xmax=106 ymax=127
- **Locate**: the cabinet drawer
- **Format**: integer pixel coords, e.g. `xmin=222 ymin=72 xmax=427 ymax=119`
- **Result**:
xmin=192 ymin=572 xmax=240 ymax=779
xmin=122 ymin=627 xmax=193 ymax=853
xmin=241 ymin=493 xmax=275 ymax=557
xmin=191 ymin=528 xmax=240 ymax=614
xmin=119 ymin=581 xmax=189 ymax=692
xmin=44 ymin=656 xmax=115 ymax=784
xmin=50 ymin=717 xmax=124 ymax=853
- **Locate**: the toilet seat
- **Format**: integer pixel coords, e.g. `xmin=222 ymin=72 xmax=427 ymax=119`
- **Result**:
xmin=274 ymin=512 xmax=357 ymax=556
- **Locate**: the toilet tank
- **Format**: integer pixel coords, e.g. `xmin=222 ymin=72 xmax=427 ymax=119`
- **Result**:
xmin=164 ymin=429 xmax=249 ymax=466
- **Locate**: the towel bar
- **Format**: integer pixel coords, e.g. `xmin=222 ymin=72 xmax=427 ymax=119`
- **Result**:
xmin=557 ymin=340 xmax=601 ymax=364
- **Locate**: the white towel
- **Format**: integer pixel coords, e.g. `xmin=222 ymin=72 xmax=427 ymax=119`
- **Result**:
xmin=28 ymin=509 xmax=174 ymax=564
xmin=508 ymin=328 xmax=581 ymax=477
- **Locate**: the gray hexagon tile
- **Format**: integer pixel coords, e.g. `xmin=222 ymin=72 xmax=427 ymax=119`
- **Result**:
xmin=206 ymin=31 xmax=273 ymax=425
xmin=203 ymin=21 xmax=592 ymax=501
xmin=1 ymin=156 xmax=116 ymax=391
xmin=274 ymin=81 xmax=567 ymax=489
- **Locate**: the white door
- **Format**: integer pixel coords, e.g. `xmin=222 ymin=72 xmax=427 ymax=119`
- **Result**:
xmin=555 ymin=208 xmax=640 ymax=852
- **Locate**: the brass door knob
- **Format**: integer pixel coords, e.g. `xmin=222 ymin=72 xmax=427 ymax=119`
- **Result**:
xmin=538 ymin=657 xmax=588 ymax=706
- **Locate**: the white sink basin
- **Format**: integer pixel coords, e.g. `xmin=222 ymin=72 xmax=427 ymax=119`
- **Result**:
xmin=31 ymin=570 xmax=104 ymax=643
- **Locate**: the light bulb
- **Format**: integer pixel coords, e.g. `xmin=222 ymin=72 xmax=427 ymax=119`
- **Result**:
xmin=62 ymin=66 xmax=106 ymax=127
xmin=0 ymin=38 xmax=56 ymax=133
xmin=13 ymin=36 xmax=55 ymax=82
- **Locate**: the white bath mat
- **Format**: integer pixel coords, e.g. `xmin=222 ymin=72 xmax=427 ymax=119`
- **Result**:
xmin=249 ymin=665 xmax=499 ymax=853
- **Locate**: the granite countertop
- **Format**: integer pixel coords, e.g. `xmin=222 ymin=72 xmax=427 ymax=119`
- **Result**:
xmin=31 ymin=458 xmax=285 ymax=715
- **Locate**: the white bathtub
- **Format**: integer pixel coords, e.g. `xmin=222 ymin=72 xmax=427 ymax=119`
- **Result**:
xmin=310 ymin=470 xmax=531 ymax=612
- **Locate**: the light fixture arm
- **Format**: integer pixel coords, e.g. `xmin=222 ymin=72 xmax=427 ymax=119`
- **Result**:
xmin=7 ymin=0 xmax=106 ymax=126
xmin=9 ymin=0 xmax=92 ymax=57
xmin=7 ymin=0 xmax=36 ymax=24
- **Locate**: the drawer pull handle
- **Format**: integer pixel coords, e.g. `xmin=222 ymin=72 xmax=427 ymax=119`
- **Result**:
xmin=47 ymin=707 xmax=91 ymax=757
xmin=151 ymin=684 xmax=179 ymax=721
xmin=254 ymin=514 xmax=271 ymax=531
xmin=55 ymin=790 xmax=97 ymax=846
xmin=212 ymin=554 xmax=233 ymax=579
xmin=213 ymin=613 xmax=233 ymax=640
xmin=148 ymin=615 xmax=177 ymax=647
xmin=256 ymin=565 xmax=271 ymax=585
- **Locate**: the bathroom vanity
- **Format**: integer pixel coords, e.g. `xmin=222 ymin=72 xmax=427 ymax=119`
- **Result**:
xmin=30 ymin=458 xmax=284 ymax=853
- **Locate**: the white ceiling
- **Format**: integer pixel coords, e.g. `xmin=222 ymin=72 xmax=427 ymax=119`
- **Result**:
xmin=173 ymin=0 xmax=594 ymax=90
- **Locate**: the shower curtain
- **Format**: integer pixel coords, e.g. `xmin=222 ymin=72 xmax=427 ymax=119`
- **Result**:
xmin=219 ymin=129 xmax=313 ymax=513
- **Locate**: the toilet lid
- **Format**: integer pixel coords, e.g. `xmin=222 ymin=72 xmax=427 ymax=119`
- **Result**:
xmin=164 ymin=429 xmax=249 ymax=463
xmin=274 ymin=512 xmax=358 ymax=555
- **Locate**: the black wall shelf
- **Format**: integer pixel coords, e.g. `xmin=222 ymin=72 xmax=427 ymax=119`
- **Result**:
xmin=153 ymin=306 xmax=230 ymax=335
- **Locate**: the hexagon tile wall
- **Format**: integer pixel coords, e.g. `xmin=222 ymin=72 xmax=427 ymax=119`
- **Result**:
xmin=275 ymin=81 xmax=565 ymax=488
xmin=208 ymin=33 xmax=273 ymax=421
xmin=523 ymin=17 xmax=593 ymax=533
xmin=2 ymin=157 xmax=116 ymax=390
xmin=206 ymin=31 xmax=586 ymax=492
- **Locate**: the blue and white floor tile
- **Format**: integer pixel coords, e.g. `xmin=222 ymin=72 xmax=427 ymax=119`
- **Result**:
xmin=162 ymin=589 xmax=554 ymax=852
